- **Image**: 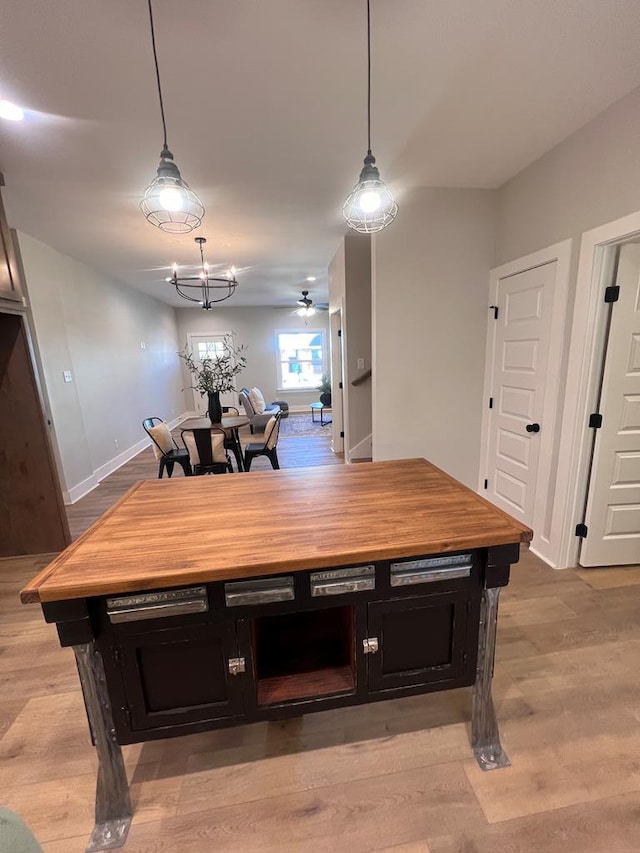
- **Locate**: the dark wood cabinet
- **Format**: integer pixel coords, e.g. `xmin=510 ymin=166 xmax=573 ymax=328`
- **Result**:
xmin=366 ymin=590 xmax=478 ymax=695
xmin=96 ymin=551 xmax=487 ymax=742
xmin=112 ymin=621 xmax=244 ymax=736
xmin=0 ymin=180 xmax=21 ymax=306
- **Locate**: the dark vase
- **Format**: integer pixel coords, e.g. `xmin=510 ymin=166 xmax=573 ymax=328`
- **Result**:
xmin=207 ymin=391 xmax=223 ymax=424
xmin=319 ymin=391 xmax=332 ymax=407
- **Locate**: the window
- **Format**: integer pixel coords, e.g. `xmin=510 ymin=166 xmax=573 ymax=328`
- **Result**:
xmin=195 ymin=339 xmax=226 ymax=360
xmin=275 ymin=330 xmax=326 ymax=391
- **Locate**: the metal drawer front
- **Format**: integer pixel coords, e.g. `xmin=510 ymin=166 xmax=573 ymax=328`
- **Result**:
xmin=224 ymin=576 xmax=294 ymax=607
xmin=390 ymin=555 xmax=472 ymax=587
xmin=106 ymin=586 xmax=208 ymax=623
xmin=310 ymin=565 xmax=375 ymax=597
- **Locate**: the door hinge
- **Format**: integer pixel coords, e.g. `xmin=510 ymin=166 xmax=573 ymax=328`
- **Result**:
xmin=122 ymin=706 xmax=132 ymax=729
xmin=112 ymin=646 xmax=122 ymax=666
xmin=338 ymin=328 xmax=342 ymax=337
xmin=340 ymin=430 xmax=344 ymax=438
xmin=604 ymin=285 xmax=620 ymax=303
xmin=489 ymin=397 xmax=493 ymax=409
xmin=338 ymin=381 xmax=343 ymax=389
xmin=483 ymin=479 xmax=488 ymax=490
xmin=489 ymin=304 xmax=499 ymax=320
xmin=588 ymin=413 xmax=603 ymax=429
xmin=575 ymin=523 xmax=588 ymax=538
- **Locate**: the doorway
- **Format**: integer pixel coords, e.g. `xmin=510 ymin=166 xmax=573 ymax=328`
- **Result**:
xmin=480 ymin=240 xmax=572 ymax=565
xmin=578 ymin=242 xmax=640 ymax=566
xmin=184 ymin=332 xmax=239 ymax=416
xmin=0 ymin=311 xmax=70 ymax=555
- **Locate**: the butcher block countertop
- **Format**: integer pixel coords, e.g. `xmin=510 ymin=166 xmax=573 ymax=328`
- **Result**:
xmin=21 ymin=458 xmax=532 ymax=604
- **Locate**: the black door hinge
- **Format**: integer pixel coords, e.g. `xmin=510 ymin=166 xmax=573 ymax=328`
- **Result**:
xmin=338 ymin=381 xmax=343 ymax=389
xmin=604 ymin=285 xmax=620 ymax=303
xmin=489 ymin=397 xmax=493 ymax=409
xmin=338 ymin=329 xmax=342 ymax=337
xmin=483 ymin=479 xmax=488 ymax=490
xmin=589 ymin=413 xmax=603 ymax=429
xmin=490 ymin=304 xmax=499 ymax=320
xmin=340 ymin=430 xmax=344 ymax=438
xmin=122 ymin=706 xmax=132 ymax=729
xmin=575 ymin=523 xmax=588 ymax=538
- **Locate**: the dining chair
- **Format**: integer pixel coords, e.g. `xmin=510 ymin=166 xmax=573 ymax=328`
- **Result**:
xmin=181 ymin=427 xmax=233 ymax=475
xmin=221 ymin=406 xmax=243 ymax=471
xmin=244 ymin=411 xmax=282 ymax=471
xmin=143 ymin=417 xmax=192 ymax=478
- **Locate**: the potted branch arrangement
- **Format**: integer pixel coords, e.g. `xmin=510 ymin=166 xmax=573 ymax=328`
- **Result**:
xmin=179 ymin=335 xmax=247 ymax=424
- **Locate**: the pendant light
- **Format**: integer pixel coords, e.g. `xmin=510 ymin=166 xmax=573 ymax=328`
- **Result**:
xmin=140 ymin=0 xmax=204 ymax=234
xmin=343 ymin=0 xmax=397 ymax=234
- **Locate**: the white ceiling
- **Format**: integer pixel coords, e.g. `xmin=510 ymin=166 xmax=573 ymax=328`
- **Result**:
xmin=1 ymin=0 xmax=640 ymax=308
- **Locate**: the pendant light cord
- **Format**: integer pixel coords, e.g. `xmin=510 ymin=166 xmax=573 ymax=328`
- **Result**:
xmin=147 ymin=0 xmax=168 ymax=149
xmin=366 ymin=0 xmax=372 ymax=155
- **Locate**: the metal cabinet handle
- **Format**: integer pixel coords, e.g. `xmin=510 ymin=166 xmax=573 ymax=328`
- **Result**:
xmin=363 ymin=637 xmax=379 ymax=654
xmin=228 ymin=657 xmax=246 ymax=675
xmin=526 ymin=423 xmax=540 ymax=433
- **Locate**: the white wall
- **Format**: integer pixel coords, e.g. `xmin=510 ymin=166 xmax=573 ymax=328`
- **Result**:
xmin=372 ymin=188 xmax=497 ymax=487
xmin=496 ymin=86 xmax=640 ymax=267
xmin=18 ymin=231 xmax=185 ymax=501
xmin=174 ymin=306 xmax=330 ymax=411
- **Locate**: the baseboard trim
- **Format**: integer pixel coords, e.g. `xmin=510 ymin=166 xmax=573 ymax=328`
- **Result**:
xmin=63 ymin=413 xmax=190 ymax=505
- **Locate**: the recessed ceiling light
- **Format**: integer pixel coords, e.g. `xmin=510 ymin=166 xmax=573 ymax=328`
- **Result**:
xmin=0 ymin=100 xmax=25 ymax=121
xmin=306 ymin=276 xmax=316 ymax=281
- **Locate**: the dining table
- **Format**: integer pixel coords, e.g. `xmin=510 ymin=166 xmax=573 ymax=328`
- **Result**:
xmin=180 ymin=415 xmax=249 ymax=472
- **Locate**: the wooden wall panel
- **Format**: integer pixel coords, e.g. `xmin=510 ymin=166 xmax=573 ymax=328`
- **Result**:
xmin=0 ymin=312 xmax=70 ymax=556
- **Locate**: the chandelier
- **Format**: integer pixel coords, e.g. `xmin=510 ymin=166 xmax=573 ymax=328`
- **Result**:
xmin=343 ymin=0 xmax=397 ymax=233
xmin=167 ymin=238 xmax=238 ymax=310
xmin=140 ymin=0 xmax=204 ymax=233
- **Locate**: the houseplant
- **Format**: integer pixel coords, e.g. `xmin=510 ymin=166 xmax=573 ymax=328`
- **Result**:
xmin=179 ymin=334 xmax=247 ymax=423
xmin=318 ymin=373 xmax=332 ymax=407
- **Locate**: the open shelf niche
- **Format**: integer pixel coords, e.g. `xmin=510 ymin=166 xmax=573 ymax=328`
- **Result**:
xmin=251 ymin=605 xmax=356 ymax=706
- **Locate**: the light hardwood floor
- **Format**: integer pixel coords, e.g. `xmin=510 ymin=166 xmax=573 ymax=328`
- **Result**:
xmin=3 ymin=431 xmax=640 ymax=851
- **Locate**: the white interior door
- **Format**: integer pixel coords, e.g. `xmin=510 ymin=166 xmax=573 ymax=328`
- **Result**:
xmin=186 ymin=332 xmax=238 ymax=416
xmin=580 ymin=243 xmax=640 ymax=566
xmin=484 ymin=263 xmax=556 ymax=526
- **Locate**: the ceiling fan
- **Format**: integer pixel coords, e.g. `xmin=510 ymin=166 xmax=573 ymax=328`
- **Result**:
xmin=295 ymin=290 xmax=328 ymax=317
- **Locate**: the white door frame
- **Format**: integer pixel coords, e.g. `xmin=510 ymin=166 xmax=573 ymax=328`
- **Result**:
xmin=554 ymin=210 xmax=640 ymax=569
xmin=479 ymin=239 xmax=572 ymax=566
xmin=330 ymin=307 xmax=344 ymax=455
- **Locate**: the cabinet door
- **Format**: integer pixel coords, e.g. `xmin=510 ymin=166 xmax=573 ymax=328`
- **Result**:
xmin=117 ymin=622 xmax=244 ymax=731
xmin=366 ymin=590 xmax=478 ymax=695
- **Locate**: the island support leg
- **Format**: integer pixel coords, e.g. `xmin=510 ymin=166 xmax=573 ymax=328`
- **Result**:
xmin=471 ymin=586 xmax=510 ymax=771
xmin=74 ymin=643 xmax=132 ymax=852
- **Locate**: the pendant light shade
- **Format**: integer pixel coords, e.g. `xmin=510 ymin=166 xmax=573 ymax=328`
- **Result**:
xmin=140 ymin=0 xmax=204 ymax=233
xmin=141 ymin=145 xmax=204 ymax=234
xmin=343 ymin=0 xmax=397 ymax=234
xmin=343 ymin=151 xmax=397 ymax=233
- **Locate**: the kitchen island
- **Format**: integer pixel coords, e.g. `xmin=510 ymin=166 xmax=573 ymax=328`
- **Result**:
xmin=21 ymin=458 xmax=531 ymax=852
